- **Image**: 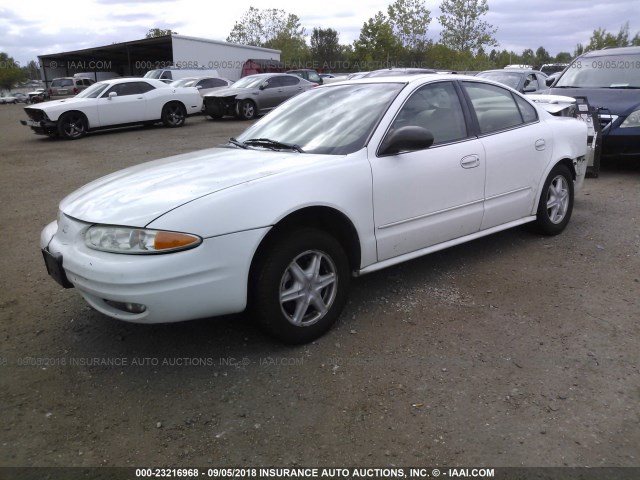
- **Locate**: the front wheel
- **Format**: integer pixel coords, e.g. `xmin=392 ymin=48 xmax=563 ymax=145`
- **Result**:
xmin=236 ymin=99 xmax=257 ymax=120
xmin=57 ymin=112 xmax=87 ymax=140
xmin=205 ymin=98 xmax=224 ymax=119
xmin=534 ymin=164 xmax=574 ymax=235
xmin=251 ymin=228 xmax=350 ymax=344
xmin=161 ymin=102 xmax=186 ymax=128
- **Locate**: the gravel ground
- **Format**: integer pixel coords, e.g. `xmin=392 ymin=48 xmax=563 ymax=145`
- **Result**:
xmin=0 ymin=103 xmax=639 ymax=471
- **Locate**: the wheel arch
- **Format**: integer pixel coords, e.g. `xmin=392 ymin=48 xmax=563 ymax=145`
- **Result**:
xmin=532 ymin=158 xmax=576 ymax=212
xmin=58 ymin=109 xmax=90 ymax=128
xmin=162 ymin=99 xmax=187 ymax=112
xmin=248 ymin=205 xmax=362 ymax=286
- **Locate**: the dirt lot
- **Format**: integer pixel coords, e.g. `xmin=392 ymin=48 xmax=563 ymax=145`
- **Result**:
xmin=0 ymin=103 xmax=638 ymax=471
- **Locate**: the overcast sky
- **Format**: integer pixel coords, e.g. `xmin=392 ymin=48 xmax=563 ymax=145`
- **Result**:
xmin=2 ymin=0 xmax=639 ymax=66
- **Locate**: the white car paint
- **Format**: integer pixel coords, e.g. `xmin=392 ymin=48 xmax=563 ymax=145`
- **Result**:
xmin=40 ymin=75 xmax=588 ymax=339
xmin=21 ymin=78 xmax=202 ymax=137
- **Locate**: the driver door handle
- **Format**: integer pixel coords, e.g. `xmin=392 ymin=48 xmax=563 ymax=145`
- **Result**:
xmin=461 ymin=155 xmax=480 ymax=169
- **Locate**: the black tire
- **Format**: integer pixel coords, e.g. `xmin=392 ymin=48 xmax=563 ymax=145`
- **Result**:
xmin=205 ymin=98 xmax=224 ymax=119
xmin=534 ymin=164 xmax=574 ymax=235
xmin=251 ymin=228 xmax=350 ymax=344
xmin=237 ymin=99 xmax=257 ymax=120
xmin=57 ymin=111 xmax=87 ymax=140
xmin=161 ymin=102 xmax=186 ymax=128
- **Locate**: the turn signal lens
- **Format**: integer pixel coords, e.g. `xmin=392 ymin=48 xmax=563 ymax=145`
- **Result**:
xmin=85 ymin=226 xmax=201 ymax=254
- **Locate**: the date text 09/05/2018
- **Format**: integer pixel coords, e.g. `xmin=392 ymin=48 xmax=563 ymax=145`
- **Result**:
xmin=134 ymin=467 xmax=496 ymax=478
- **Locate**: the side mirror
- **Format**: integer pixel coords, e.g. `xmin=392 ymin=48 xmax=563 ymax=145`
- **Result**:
xmin=545 ymin=77 xmax=555 ymax=87
xmin=108 ymin=91 xmax=117 ymax=100
xmin=196 ymin=85 xmax=202 ymax=89
xmin=259 ymin=82 xmax=269 ymax=90
xmin=379 ymin=126 xmax=434 ymax=156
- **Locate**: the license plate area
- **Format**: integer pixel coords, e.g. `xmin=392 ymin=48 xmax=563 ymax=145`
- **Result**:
xmin=26 ymin=120 xmax=41 ymax=127
xmin=42 ymin=249 xmax=74 ymax=288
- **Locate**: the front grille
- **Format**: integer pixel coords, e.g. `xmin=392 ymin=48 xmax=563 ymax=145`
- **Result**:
xmin=24 ymin=108 xmax=47 ymax=122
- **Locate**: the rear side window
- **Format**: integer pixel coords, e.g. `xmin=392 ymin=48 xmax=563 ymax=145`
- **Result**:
xmin=514 ymin=95 xmax=538 ymax=123
xmin=198 ymin=78 xmax=228 ymax=89
xmin=463 ymin=82 xmax=525 ymax=134
xmin=280 ymin=76 xmax=300 ymax=86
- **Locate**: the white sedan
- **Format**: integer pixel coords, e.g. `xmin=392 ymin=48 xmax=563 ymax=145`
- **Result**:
xmin=21 ymin=78 xmax=203 ymax=139
xmin=40 ymin=75 xmax=587 ymax=343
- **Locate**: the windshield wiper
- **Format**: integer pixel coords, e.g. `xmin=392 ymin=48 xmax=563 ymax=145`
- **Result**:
xmin=244 ymin=138 xmax=304 ymax=153
xmin=553 ymin=85 xmax=581 ymax=88
xmin=228 ymin=137 xmax=248 ymax=149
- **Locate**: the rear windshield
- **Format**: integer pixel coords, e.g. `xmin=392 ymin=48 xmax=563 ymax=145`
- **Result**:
xmin=51 ymin=78 xmax=73 ymax=87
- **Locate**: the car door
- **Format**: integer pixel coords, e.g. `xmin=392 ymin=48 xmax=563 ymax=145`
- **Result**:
xmin=370 ymin=81 xmax=486 ymax=261
xmin=98 ymin=81 xmax=154 ymax=127
xmin=461 ymin=81 xmax=551 ymax=230
xmin=279 ymin=75 xmax=308 ymax=102
xmin=257 ymin=76 xmax=286 ymax=112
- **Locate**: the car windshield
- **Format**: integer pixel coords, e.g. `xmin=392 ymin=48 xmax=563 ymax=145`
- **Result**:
xmin=476 ymin=71 xmax=522 ymax=89
xmin=232 ymin=76 xmax=269 ymax=89
xmin=170 ymin=78 xmax=197 ymax=87
xmin=235 ymin=83 xmax=404 ymax=155
xmin=555 ymin=54 xmax=640 ymax=88
xmin=144 ymin=70 xmax=162 ymax=79
xmin=75 ymin=82 xmax=110 ymax=98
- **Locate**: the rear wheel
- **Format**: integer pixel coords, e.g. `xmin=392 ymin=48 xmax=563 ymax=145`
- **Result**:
xmin=57 ymin=112 xmax=87 ymax=140
xmin=161 ymin=102 xmax=186 ymax=127
xmin=251 ymin=228 xmax=350 ymax=344
xmin=534 ymin=164 xmax=574 ymax=235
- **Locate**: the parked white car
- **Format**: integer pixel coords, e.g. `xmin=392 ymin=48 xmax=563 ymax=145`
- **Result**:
xmin=0 ymin=94 xmax=18 ymax=104
xmin=169 ymin=76 xmax=233 ymax=97
xmin=40 ymin=75 xmax=587 ymax=343
xmin=21 ymin=78 xmax=203 ymax=139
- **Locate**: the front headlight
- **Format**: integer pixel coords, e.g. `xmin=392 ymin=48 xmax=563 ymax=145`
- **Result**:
xmin=85 ymin=226 xmax=202 ymax=254
xmin=620 ymin=110 xmax=640 ymax=128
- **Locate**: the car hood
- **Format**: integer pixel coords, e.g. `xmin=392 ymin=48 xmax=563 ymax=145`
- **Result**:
xmin=30 ymin=96 xmax=88 ymax=111
xmin=60 ymin=146 xmax=334 ymax=226
xmin=546 ymin=87 xmax=640 ymax=115
xmin=204 ymin=87 xmax=254 ymax=98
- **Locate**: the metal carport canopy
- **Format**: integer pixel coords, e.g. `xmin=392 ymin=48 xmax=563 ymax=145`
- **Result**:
xmin=38 ymin=35 xmax=174 ymax=83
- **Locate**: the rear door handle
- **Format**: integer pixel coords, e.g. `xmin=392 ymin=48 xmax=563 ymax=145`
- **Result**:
xmin=461 ymin=155 xmax=480 ymax=169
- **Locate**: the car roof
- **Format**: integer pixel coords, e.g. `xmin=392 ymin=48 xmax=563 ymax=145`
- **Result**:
xmin=340 ymin=73 xmax=479 ymax=85
xmin=479 ymin=69 xmax=544 ymax=74
xmin=244 ymin=73 xmax=290 ymax=78
xmin=96 ymin=77 xmax=168 ymax=87
xmin=173 ymin=76 xmax=228 ymax=81
xmin=581 ymin=45 xmax=640 ymax=57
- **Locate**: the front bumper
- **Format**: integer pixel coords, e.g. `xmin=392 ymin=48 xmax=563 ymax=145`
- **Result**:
xmin=20 ymin=119 xmax=58 ymax=136
xmin=601 ymin=126 xmax=640 ymax=158
xmin=41 ymin=215 xmax=268 ymax=324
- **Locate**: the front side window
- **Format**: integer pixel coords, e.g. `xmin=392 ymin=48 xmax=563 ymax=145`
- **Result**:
xmin=387 ymin=81 xmax=468 ymax=145
xmin=463 ymin=81 xmax=525 ymax=134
